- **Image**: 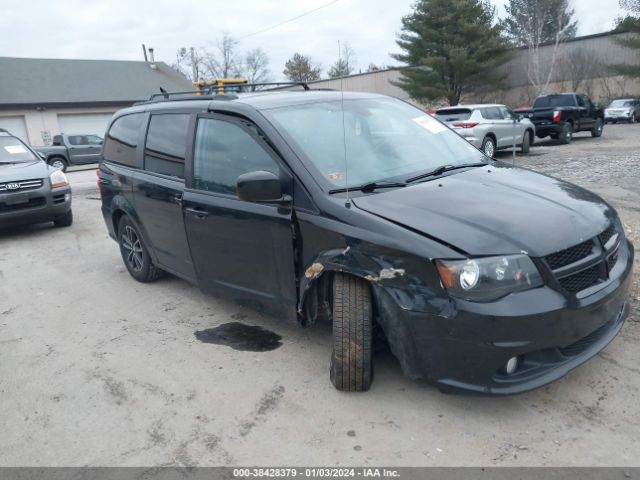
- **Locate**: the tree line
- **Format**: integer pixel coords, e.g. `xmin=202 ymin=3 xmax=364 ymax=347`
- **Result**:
xmin=173 ymin=0 xmax=640 ymax=103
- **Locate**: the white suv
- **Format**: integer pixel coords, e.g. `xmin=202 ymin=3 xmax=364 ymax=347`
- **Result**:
xmin=435 ymin=104 xmax=536 ymax=157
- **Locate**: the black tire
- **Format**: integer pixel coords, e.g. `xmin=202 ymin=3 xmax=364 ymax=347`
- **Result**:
xmin=48 ymin=157 xmax=67 ymax=172
xmin=559 ymin=123 xmax=573 ymax=144
xmin=591 ymin=117 xmax=604 ymax=137
xmin=330 ymin=273 xmax=373 ymax=392
xmin=520 ymin=131 xmax=531 ymax=154
xmin=53 ymin=209 xmax=73 ymax=227
xmin=481 ymin=136 xmax=496 ymax=158
xmin=117 ymin=216 xmax=163 ymax=283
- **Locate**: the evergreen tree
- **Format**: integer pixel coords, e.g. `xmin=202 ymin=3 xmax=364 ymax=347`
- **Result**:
xmin=392 ymin=0 xmax=510 ymax=105
xmin=611 ymin=0 xmax=640 ymax=77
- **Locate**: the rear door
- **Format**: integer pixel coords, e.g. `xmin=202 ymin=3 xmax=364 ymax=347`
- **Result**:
xmin=182 ymin=113 xmax=297 ymax=321
xmin=132 ymin=112 xmax=196 ymax=281
xmin=66 ymin=134 xmax=103 ymax=164
xmin=482 ymin=107 xmax=509 ymax=147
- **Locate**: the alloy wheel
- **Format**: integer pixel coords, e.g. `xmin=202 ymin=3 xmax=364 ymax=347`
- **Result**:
xmin=122 ymin=225 xmax=144 ymax=272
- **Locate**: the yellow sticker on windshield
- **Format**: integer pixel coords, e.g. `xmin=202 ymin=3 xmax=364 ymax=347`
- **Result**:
xmin=413 ymin=115 xmax=448 ymax=134
xmin=4 ymin=145 xmax=28 ymax=154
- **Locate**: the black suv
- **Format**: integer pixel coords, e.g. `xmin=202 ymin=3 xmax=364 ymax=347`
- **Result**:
xmin=99 ymin=89 xmax=633 ymax=394
xmin=0 ymin=129 xmax=73 ymax=228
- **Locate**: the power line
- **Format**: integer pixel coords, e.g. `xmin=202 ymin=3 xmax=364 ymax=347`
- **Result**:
xmin=239 ymin=0 xmax=342 ymax=40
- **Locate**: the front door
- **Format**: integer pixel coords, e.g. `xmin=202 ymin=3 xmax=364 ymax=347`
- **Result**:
xmin=183 ymin=114 xmax=297 ymax=321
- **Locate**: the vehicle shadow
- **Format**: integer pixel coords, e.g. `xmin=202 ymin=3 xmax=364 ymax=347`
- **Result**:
xmin=0 ymin=222 xmax=55 ymax=240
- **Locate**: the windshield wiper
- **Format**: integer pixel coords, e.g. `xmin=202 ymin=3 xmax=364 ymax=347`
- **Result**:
xmin=405 ymin=162 xmax=486 ymax=183
xmin=329 ymin=181 xmax=407 ymax=194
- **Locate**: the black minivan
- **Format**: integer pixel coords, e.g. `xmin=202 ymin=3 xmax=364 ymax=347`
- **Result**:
xmin=99 ymin=90 xmax=633 ymax=394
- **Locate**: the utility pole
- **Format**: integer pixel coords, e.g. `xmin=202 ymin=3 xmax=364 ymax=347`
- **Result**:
xmin=190 ymin=47 xmax=198 ymax=83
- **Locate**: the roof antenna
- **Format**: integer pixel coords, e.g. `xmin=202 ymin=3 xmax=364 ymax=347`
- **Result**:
xmin=159 ymin=86 xmax=168 ymax=99
xmin=339 ymin=40 xmax=351 ymax=209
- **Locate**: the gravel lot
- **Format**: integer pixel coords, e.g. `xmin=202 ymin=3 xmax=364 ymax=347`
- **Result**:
xmin=1 ymin=124 xmax=639 ymax=467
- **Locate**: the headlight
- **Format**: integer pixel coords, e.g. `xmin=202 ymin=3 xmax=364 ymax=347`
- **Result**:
xmin=435 ymin=255 xmax=543 ymax=301
xmin=50 ymin=170 xmax=69 ymax=188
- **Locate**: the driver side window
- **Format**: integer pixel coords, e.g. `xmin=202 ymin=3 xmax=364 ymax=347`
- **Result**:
xmin=193 ymin=118 xmax=280 ymax=196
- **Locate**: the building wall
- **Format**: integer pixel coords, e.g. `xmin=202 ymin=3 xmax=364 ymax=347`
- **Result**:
xmin=0 ymin=106 xmax=120 ymax=146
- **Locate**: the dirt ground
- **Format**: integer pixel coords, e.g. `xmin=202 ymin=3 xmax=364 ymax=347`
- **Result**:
xmin=0 ymin=123 xmax=639 ymax=467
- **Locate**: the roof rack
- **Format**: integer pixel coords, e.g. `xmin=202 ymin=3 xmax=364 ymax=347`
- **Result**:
xmin=145 ymin=81 xmax=310 ymax=103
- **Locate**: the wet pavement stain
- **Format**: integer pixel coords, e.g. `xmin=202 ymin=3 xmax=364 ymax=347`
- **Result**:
xmin=194 ymin=322 xmax=282 ymax=352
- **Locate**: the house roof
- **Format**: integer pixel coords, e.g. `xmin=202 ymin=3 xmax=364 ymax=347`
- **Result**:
xmin=0 ymin=57 xmax=193 ymax=108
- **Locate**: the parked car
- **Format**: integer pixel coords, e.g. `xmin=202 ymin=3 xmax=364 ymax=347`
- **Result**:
xmin=604 ymin=98 xmax=640 ymax=124
xmin=0 ymin=129 xmax=72 ymax=228
xmin=434 ymin=104 xmax=535 ymax=157
xmin=34 ymin=133 xmax=104 ymax=172
xmin=99 ymin=90 xmax=633 ymax=394
xmin=523 ymin=92 xmax=604 ymax=144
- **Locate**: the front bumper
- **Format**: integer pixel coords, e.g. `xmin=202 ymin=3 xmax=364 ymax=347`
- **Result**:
xmin=605 ymin=113 xmax=632 ymax=121
xmin=0 ymin=183 xmax=71 ymax=228
xmin=375 ymin=239 xmax=634 ymax=395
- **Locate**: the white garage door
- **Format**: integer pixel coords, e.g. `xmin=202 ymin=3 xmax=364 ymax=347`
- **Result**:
xmin=57 ymin=113 xmax=115 ymax=138
xmin=0 ymin=116 xmax=29 ymax=143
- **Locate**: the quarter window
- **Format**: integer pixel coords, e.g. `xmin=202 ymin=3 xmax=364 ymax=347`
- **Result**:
xmin=193 ymin=118 xmax=280 ymax=195
xmin=103 ymin=113 xmax=144 ymax=166
xmin=144 ymin=114 xmax=191 ymax=178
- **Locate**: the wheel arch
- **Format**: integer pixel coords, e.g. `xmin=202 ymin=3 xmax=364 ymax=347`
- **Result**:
xmin=109 ymin=197 xmax=159 ymax=265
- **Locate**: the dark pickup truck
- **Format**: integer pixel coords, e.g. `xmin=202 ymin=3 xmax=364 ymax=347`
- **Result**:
xmin=524 ymin=93 xmax=604 ymax=144
xmin=34 ymin=133 xmax=103 ymax=172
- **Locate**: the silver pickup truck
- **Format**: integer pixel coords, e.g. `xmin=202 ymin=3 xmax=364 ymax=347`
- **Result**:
xmin=34 ymin=133 xmax=103 ymax=172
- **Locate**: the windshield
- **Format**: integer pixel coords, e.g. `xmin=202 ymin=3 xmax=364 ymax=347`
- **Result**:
xmin=0 ymin=136 xmax=39 ymax=164
xmin=609 ymin=100 xmax=633 ymax=108
xmin=262 ymin=98 xmax=486 ymax=190
xmin=533 ymin=94 xmax=575 ymax=108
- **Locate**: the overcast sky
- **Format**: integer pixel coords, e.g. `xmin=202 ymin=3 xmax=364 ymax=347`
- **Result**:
xmin=0 ymin=0 xmax=625 ymax=80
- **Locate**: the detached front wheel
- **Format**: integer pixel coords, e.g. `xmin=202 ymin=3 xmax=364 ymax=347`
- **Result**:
xmin=330 ymin=273 xmax=373 ymax=392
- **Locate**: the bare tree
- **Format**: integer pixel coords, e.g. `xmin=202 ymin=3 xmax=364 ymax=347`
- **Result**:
xmin=559 ymin=47 xmax=599 ymax=91
xmin=524 ymin=4 xmax=576 ymax=96
xmin=243 ymin=48 xmax=271 ymax=87
xmin=172 ymin=47 xmax=204 ymax=82
xmin=366 ymin=63 xmax=383 ymax=72
xmin=283 ymin=53 xmax=321 ymax=82
xmin=202 ymin=33 xmax=242 ymax=79
xmin=328 ymin=41 xmax=357 ymax=78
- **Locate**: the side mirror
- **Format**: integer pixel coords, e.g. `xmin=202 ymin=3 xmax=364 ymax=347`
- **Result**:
xmin=237 ymin=171 xmax=290 ymax=204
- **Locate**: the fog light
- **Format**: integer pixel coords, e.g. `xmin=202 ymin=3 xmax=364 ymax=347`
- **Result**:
xmin=504 ymin=356 xmax=518 ymax=375
xmin=64 ymin=193 xmax=71 ymax=201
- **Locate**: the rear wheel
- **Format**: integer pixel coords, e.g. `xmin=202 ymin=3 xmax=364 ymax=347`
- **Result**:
xmin=559 ymin=123 xmax=573 ymax=144
xmin=53 ymin=210 xmax=73 ymax=227
xmin=481 ymin=136 xmax=496 ymax=158
xmin=117 ymin=216 xmax=163 ymax=283
xmin=591 ymin=118 xmax=604 ymax=137
xmin=48 ymin=157 xmax=67 ymax=172
xmin=520 ymin=131 xmax=531 ymax=154
xmin=330 ymin=273 xmax=373 ymax=392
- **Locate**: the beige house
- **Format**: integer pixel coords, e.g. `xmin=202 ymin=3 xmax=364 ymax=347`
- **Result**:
xmin=0 ymin=57 xmax=192 ymax=146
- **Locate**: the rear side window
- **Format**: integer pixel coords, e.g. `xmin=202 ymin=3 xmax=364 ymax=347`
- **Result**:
xmin=434 ymin=109 xmax=472 ymax=122
xmin=68 ymin=135 xmax=87 ymax=146
xmin=103 ymin=113 xmax=144 ymax=167
xmin=144 ymin=114 xmax=191 ymax=178
xmin=481 ymin=107 xmax=502 ymax=120
xmin=193 ymin=118 xmax=280 ymax=196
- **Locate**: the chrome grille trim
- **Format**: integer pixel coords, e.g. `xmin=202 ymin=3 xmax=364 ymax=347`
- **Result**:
xmin=0 ymin=179 xmax=44 ymax=192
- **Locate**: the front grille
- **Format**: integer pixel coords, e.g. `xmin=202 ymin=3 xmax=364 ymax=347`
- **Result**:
xmin=0 ymin=179 xmax=44 ymax=193
xmin=0 ymin=197 xmax=46 ymax=212
xmin=599 ymin=224 xmax=617 ymax=247
xmin=606 ymin=250 xmax=619 ymax=273
xmin=544 ymin=240 xmax=594 ymax=270
xmin=559 ymin=320 xmax=612 ymax=357
xmin=558 ymin=264 xmax=603 ymax=293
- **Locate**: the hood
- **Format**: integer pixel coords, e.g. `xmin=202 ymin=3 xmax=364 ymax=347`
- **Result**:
xmin=353 ymin=166 xmax=614 ymax=257
xmin=0 ymin=161 xmax=50 ymax=183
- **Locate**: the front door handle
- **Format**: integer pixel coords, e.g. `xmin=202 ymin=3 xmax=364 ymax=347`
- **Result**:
xmin=185 ymin=207 xmax=209 ymax=219
xmin=172 ymin=194 xmax=183 ymax=206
